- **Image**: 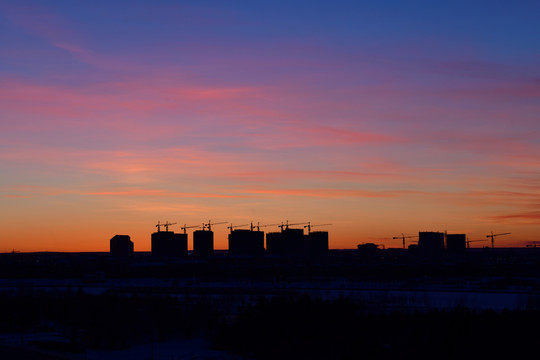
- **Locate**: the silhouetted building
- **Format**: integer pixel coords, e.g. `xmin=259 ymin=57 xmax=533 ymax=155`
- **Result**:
xmin=151 ymin=231 xmax=187 ymax=258
xmin=266 ymin=231 xmax=285 ymax=256
xmin=110 ymin=235 xmax=133 ymax=257
xmin=357 ymin=243 xmax=379 ymax=255
xmin=193 ymin=230 xmax=214 ymax=257
xmin=408 ymin=243 xmax=419 ymax=253
xmin=418 ymin=231 xmax=445 ymax=258
xmin=446 ymin=234 xmax=466 ymax=253
xmin=229 ymin=229 xmax=265 ymax=256
xmin=285 ymin=228 xmax=305 ymax=256
xmin=266 ymin=228 xmax=305 ymax=256
xmin=307 ymin=231 xmax=329 ymax=257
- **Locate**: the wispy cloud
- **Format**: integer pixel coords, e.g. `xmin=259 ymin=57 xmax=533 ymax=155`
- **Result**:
xmin=87 ymin=189 xmax=246 ymax=199
xmin=484 ymin=211 xmax=540 ymax=225
xmin=243 ymin=188 xmax=409 ymax=198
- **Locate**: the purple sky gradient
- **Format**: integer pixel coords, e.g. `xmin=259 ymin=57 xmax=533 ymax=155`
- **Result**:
xmin=1 ymin=1 xmax=539 ymax=251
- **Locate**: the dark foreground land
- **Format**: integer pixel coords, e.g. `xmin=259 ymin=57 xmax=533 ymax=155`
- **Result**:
xmin=0 ymin=248 xmax=538 ymax=359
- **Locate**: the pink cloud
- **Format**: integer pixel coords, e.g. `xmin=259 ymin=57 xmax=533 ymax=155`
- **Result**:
xmin=484 ymin=211 xmax=540 ymax=225
xmin=243 ymin=188 xmax=409 ymax=198
xmin=87 ymin=188 xmax=246 ymax=199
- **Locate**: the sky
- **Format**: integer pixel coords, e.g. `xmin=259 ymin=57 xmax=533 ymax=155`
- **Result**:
xmin=1 ymin=0 xmax=539 ymax=252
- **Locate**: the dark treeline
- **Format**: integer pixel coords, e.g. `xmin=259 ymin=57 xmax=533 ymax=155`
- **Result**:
xmin=0 ymin=289 xmax=219 ymax=351
xmin=214 ymin=296 xmax=539 ymax=359
xmin=1 ymin=290 xmax=538 ymax=359
xmin=1 ymin=250 xmax=539 ymax=281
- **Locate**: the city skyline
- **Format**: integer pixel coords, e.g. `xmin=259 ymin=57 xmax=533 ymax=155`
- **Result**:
xmin=1 ymin=1 xmax=539 ymax=252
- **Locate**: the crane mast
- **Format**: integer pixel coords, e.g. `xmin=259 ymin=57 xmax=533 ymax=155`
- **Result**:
xmin=227 ymin=223 xmax=249 ymax=233
xmin=486 ymin=231 xmax=511 ymax=249
xmin=279 ymin=220 xmax=309 ymax=231
xmin=392 ymin=233 xmax=418 ymax=249
xmin=204 ymin=220 xmax=228 ymax=231
xmin=251 ymin=222 xmax=279 ymax=231
xmin=304 ymin=222 xmax=332 ymax=234
xmin=181 ymin=224 xmax=201 ymax=234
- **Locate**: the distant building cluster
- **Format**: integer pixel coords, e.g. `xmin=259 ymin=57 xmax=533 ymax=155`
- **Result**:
xmin=358 ymin=231 xmax=472 ymax=258
xmin=414 ymin=231 xmax=466 ymax=256
xmin=109 ymin=221 xmax=330 ymax=259
xmin=110 ymin=222 xmax=512 ymax=261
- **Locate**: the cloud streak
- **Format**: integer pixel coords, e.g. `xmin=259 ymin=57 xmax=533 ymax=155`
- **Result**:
xmin=1 ymin=1 xmax=540 ymax=250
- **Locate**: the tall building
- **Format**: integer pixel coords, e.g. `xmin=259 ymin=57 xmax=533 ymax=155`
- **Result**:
xmin=307 ymin=231 xmax=329 ymax=257
xmin=193 ymin=229 xmax=214 ymax=257
xmin=110 ymin=235 xmax=134 ymax=257
xmin=266 ymin=228 xmax=305 ymax=256
xmin=266 ymin=231 xmax=285 ymax=256
xmin=151 ymin=231 xmax=187 ymax=258
xmin=228 ymin=229 xmax=265 ymax=256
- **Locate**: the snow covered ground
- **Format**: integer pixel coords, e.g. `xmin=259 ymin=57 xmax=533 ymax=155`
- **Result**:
xmin=86 ymin=338 xmax=240 ymax=360
xmin=0 ymin=334 xmax=240 ymax=360
xmin=1 ymin=276 xmax=538 ymax=312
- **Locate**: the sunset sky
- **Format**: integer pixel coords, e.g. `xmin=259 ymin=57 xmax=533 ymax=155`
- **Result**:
xmin=1 ymin=0 xmax=539 ymax=251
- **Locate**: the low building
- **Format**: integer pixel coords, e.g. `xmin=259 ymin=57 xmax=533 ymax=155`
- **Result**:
xmin=110 ymin=235 xmax=134 ymax=257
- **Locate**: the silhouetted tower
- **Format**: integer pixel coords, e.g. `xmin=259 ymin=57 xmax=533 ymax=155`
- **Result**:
xmin=305 ymin=223 xmax=331 ymax=257
xmin=266 ymin=221 xmax=308 ymax=256
xmin=193 ymin=230 xmax=213 ymax=257
xmin=110 ymin=235 xmax=134 ymax=257
xmin=151 ymin=221 xmax=187 ymax=258
xmin=192 ymin=220 xmax=227 ymax=257
xmin=266 ymin=231 xmax=284 ymax=256
xmin=307 ymin=231 xmax=329 ymax=257
xmin=446 ymin=234 xmax=466 ymax=253
xmin=228 ymin=227 xmax=265 ymax=256
xmin=418 ymin=231 xmax=445 ymax=258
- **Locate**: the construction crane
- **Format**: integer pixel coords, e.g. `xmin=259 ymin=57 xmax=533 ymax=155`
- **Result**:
xmin=155 ymin=221 xmax=163 ymax=232
xmin=278 ymin=221 xmax=309 ymax=231
xmin=227 ymin=223 xmax=249 ymax=233
xmin=162 ymin=221 xmax=176 ymax=232
xmin=304 ymin=222 xmax=332 ymax=234
xmin=181 ymin=224 xmax=201 ymax=234
xmin=392 ymin=233 xmax=418 ymax=249
xmin=466 ymin=238 xmax=486 ymax=249
xmin=251 ymin=222 xmax=279 ymax=231
xmin=486 ymin=231 xmax=511 ymax=249
xmin=203 ymin=220 xmax=227 ymax=231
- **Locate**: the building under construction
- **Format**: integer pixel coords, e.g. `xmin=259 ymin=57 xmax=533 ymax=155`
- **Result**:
xmin=306 ymin=230 xmax=329 ymax=257
xmin=193 ymin=229 xmax=214 ymax=257
xmin=266 ymin=222 xmax=329 ymax=257
xmin=266 ymin=228 xmax=304 ymax=256
xmin=228 ymin=229 xmax=265 ymax=256
xmin=151 ymin=222 xmax=188 ymax=258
